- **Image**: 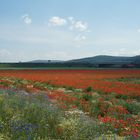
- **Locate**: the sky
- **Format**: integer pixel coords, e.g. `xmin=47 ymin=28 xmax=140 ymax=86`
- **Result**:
xmin=0 ymin=0 xmax=140 ymax=62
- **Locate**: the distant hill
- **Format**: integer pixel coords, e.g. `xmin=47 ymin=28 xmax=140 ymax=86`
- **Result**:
xmin=0 ymin=55 xmax=140 ymax=68
xmin=131 ymin=55 xmax=140 ymax=64
xmin=68 ymin=55 xmax=140 ymax=64
xmin=27 ymin=55 xmax=140 ymax=65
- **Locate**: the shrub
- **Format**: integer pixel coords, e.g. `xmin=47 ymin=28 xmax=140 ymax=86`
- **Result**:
xmin=123 ymin=102 xmax=140 ymax=115
xmin=65 ymin=86 xmax=75 ymax=91
xmin=81 ymin=93 xmax=93 ymax=101
xmin=85 ymin=86 xmax=93 ymax=92
xmin=116 ymin=94 xmax=129 ymax=100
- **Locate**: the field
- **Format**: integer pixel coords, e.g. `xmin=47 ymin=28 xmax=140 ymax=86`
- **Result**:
xmin=0 ymin=69 xmax=140 ymax=96
xmin=0 ymin=69 xmax=140 ymax=139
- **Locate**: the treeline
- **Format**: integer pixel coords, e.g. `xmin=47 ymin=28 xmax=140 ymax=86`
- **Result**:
xmin=0 ymin=62 xmax=95 ymax=68
xmin=0 ymin=62 xmax=140 ymax=68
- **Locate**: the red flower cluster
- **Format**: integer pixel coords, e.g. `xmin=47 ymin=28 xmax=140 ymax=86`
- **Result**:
xmin=108 ymin=105 xmax=128 ymax=115
xmin=0 ymin=69 xmax=140 ymax=96
xmin=98 ymin=115 xmax=140 ymax=137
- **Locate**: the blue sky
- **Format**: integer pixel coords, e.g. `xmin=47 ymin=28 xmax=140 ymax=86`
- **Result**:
xmin=0 ymin=0 xmax=140 ymax=62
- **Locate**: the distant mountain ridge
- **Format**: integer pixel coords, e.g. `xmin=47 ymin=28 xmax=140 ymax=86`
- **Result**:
xmin=25 ymin=55 xmax=140 ymax=68
xmin=27 ymin=55 xmax=140 ymax=65
xmin=1 ymin=55 xmax=140 ymax=69
xmin=68 ymin=55 xmax=140 ymax=64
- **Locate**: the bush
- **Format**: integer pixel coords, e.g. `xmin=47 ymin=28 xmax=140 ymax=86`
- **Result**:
xmin=81 ymin=93 xmax=93 ymax=101
xmin=123 ymin=102 xmax=140 ymax=115
xmin=85 ymin=86 xmax=93 ymax=92
xmin=116 ymin=94 xmax=129 ymax=100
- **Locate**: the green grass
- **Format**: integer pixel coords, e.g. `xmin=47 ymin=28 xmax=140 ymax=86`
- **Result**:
xmin=0 ymin=65 xmax=140 ymax=70
xmin=105 ymin=77 xmax=140 ymax=84
xmin=117 ymin=77 xmax=140 ymax=84
xmin=0 ymin=67 xmax=97 ymax=70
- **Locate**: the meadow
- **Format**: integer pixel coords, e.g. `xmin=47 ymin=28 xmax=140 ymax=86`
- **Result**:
xmin=0 ymin=69 xmax=140 ymax=139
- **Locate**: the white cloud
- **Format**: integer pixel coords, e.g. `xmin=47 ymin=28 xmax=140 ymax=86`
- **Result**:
xmin=48 ymin=16 xmax=89 ymax=33
xmin=22 ymin=14 xmax=32 ymax=24
xmin=70 ymin=21 xmax=88 ymax=32
xmin=49 ymin=16 xmax=67 ymax=26
xmin=74 ymin=21 xmax=88 ymax=31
